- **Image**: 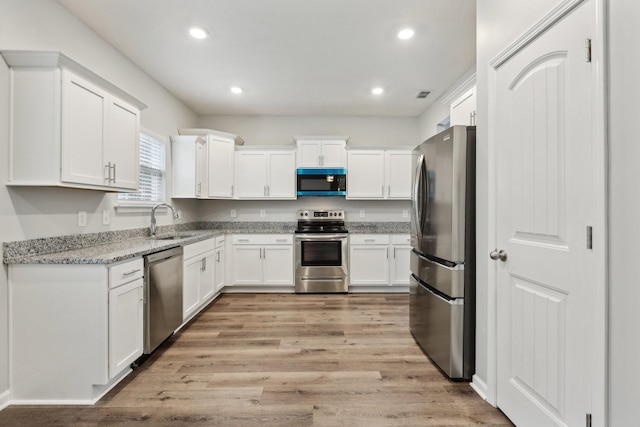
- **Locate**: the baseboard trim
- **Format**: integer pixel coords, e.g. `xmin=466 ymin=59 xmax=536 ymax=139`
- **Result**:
xmin=0 ymin=389 xmax=10 ymax=411
xmin=470 ymin=374 xmax=490 ymax=403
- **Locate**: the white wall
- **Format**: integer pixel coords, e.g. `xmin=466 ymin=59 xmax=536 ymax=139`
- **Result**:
xmin=0 ymin=0 xmax=198 ymax=405
xmin=608 ymin=1 xmax=639 ymax=424
xmin=197 ymin=115 xmax=419 ymax=147
xmin=475 ymin=0 xmax=563 ymax=403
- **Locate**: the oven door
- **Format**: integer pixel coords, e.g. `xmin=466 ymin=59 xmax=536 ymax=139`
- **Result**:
xmin=294 ymin=233 xmax=348 ymax=293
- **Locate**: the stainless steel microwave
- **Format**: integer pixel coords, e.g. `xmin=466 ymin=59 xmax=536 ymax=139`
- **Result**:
xmin=296 ymin=168 xmax=347 ymax=196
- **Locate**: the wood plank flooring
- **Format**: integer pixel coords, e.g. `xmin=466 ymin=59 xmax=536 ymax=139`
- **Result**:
xmin=0 ymin=294 xmax=513 ymax=426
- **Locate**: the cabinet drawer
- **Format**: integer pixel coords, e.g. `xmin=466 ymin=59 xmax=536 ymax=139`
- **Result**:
xmin=349 ymin=234 xmax=390 ymax=245
xmin=184 ymin=237 xmax=216 ymax=260
xmin=109 ymin=258 xmax=144 ymax=289
xmin=390 ymin=234 xmax=411 ymax=245
xmin=232 ymin=234 xmax=293 ymax=245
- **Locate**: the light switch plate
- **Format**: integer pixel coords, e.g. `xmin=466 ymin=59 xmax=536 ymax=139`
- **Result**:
xmin=260 ymin=209 xmax=266 ymax=218
xmin=402 ymin=209 xmax=408 ymax=218
xmin=359 ymin=210 xmax=365 ymax=218
xmin=102 ymin=210 xmax=110 ymax=225
xmin=230 ymin=209 xmax=237 ymax=218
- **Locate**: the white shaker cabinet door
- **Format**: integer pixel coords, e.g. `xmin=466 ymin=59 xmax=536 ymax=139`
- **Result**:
xmin=208 ymin=137 xmax=235 ymax=198
xmin=296 ymin=140 xmax=322 ymax=167
xmin=199 ymin=252 xmax=216 ymax=303
xmin=320 ymin=140 xmax=346 ymax=167
xmin=106 ymin=96 xmax=140 ymax=191
xmin=235 ymin=151 xmax=268 ymax=198
xmin=108 ymin=278 xmax=144 ymax=379
xmin=231 ymin=246 xmax=263 ymax=284
xmin=61 ymin=71 xmax=108 ymax=187
xmin=267 ymin=151 xmax=296 ymax=199
xmin=263 ymin=245 xmax=294 ymax=285
xmin=183 ymin=255 xmax=202 ymax=319
xmin=347 ymin=151 xmax=385 ymax=198
xmin=386 ymin=151 xmax=412 ymax=199
xmin=349 ymin=245 xmax=389 ymax=286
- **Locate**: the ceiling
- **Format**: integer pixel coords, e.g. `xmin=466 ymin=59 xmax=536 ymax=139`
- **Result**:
xmin=56 ymin=0 xmax=476 ymax=117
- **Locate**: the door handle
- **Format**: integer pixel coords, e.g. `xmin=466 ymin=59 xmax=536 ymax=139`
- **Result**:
xmin=489 ymin=249 xmax=508 ymax=262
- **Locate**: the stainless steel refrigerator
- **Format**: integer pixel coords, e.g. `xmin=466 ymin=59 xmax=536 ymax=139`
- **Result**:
xmin=409 ymin=125 xmax=475 ymax=381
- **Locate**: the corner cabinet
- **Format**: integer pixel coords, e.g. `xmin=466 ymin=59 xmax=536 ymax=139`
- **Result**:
xmin=346 ymin=148 xmax=412 ymax=199
xmin=171 ymin=130 xmax=237 ymax=199
xmin=8 ymin=258 xmax=144 ymax=403
xmin=182 ymin=236 xmax=226 ymax=323
xmin=235 ymin=147 xmax=296 ymax=199
xmin=1 ymin=51 xmax=146 ymax=192
xmin=294 ymin=136 xmax=348 ymax=168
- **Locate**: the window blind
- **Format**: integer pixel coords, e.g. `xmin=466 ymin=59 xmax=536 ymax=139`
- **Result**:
xmin=118 ymin=133 xmax=165 ymax=202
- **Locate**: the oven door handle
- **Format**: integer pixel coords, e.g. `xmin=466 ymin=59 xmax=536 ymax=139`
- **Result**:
xmin=295 ymin=234 xmax=348 ymax=240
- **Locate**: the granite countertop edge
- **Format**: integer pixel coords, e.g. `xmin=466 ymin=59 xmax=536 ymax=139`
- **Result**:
xmin=4 ymin=221 xmax=410 ymax=265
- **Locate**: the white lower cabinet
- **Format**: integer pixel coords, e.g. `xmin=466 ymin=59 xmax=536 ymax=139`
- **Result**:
xmin=183 ymin=237 xmax=219 ymax=322
xmin=231 ymin=234 xmax=293 ymax=286
xmin=349 ymin=233 xmax=410 ymax=291
xmin=108 ymin=275 xmax=144 ymax=378
xmin=389 ymin=234 xmax=412 ymax=286
xmin=214 ymin=236 xmax=226 ymax=292
xmin=8 ymin=257 xmax=144 ymax=403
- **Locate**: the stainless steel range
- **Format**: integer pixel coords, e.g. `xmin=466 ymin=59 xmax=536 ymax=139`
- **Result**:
xmin=294 ymin=209 xmax=349 ymax=293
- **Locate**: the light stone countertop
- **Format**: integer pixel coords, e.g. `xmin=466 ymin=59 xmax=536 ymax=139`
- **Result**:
xmin=3 ymin=221 xmax=409 ymax=265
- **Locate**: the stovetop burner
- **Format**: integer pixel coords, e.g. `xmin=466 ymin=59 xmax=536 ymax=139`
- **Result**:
xmin=296 ymin=209 xmax=348 ymax=234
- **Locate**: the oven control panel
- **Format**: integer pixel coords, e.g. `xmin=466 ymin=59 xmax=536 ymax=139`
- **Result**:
xmin=297 ymin=210 xmax=344 ymax=221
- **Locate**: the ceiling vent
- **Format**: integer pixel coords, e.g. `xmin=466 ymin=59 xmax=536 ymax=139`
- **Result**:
xmin=416 ymin=91 xmax=431 ymax=99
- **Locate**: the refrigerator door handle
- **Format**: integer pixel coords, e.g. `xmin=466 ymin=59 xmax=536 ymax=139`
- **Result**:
xmin=413 ymin=154 xmax=425 ymax=245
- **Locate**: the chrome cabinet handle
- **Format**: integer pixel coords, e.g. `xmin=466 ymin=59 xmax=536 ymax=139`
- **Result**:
xmin=112 ymin=163 xmax=116 ymax=183
xmin=122 ymin=268 xmax=141 ymax=276
xmin=489 ymin=249 xmax=508 ymax=262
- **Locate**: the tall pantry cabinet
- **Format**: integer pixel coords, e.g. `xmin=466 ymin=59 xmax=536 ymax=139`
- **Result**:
xmin=1 ymin=51 xmax=146 ymax=191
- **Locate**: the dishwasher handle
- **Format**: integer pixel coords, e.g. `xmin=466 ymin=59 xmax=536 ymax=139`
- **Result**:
xmin=144 ymin=246 xmax=183 ymax=264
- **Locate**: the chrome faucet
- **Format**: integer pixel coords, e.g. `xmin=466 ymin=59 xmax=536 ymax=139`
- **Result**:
xmin=150 ymin=203 xmax=179 ymax=237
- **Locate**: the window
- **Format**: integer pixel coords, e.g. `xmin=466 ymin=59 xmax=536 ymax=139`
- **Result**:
xmin=118 ymin=131 xmax=166 ymax=204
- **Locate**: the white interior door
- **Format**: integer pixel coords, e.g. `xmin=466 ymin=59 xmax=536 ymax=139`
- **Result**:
xmin=494 ymin=1 xmax=597 ymax=426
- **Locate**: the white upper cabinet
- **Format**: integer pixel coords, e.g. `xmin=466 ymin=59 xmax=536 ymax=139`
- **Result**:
xmin=450 ymin=86 xmax=477 ymax=126
xmin=206 ymin=134 xmax=235 ymax=198
xmin=171 ymin=130 xmax=237 ymax=199
xmin=347 ymin=150 xmax=385 ymax=198
xmin=294 ymin=136 xmax=348 ymax=168
xmin=1 ymin=51 xmax=146 ymax=192
xmin=347 ymin=148 xmax=412 ymax=200
xmin=235 ymin=148 xmax=296 ymax=199
xmin=171 ymin=135 xmax=207 ymax=198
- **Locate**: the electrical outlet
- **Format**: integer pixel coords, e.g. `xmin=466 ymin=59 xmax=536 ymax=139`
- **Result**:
xmin=402 ymin=209 xmax=408 ymax=218
xmin=260 ymin=209 xmax=266 ymax=218
xmin=230 ymin=209 xmax=237 ymax=218
xmin=102 ymin=210 xmax=110 ymax=225
xmin=77 ymin=211 xmax=87 ymax=227
xmin=359 ymin=210 xmax=365 ymax=218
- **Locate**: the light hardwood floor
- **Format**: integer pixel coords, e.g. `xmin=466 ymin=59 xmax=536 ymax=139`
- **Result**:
xmin=0 ymin=294 xmax=513 ymax=426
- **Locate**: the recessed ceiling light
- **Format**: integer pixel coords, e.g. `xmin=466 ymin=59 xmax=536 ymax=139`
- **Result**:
xmin=398 ymin=28 xmax=415 ymax=40
xmin=230 ymin=86 xmax=243 ymax=94
xmin=371 ymin=87 xmax=384 ymax=95
xmin=189 ymin=27 xmax=209 ymax=40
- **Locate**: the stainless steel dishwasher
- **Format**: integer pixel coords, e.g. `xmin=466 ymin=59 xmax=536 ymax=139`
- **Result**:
xmin=143 ymin=246 xmax=183 ymax=354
